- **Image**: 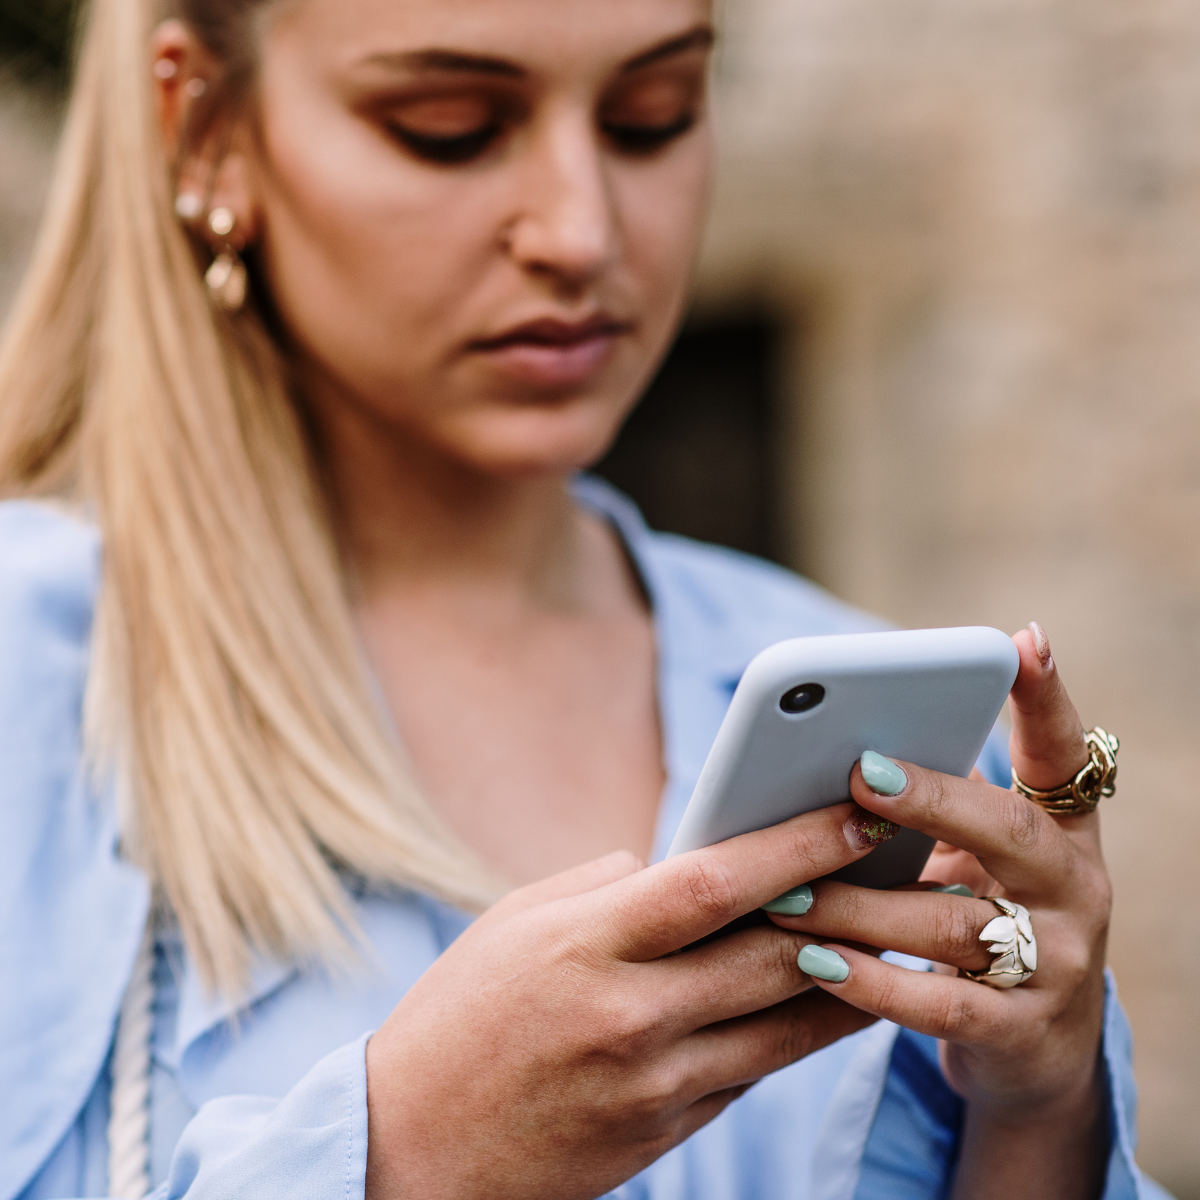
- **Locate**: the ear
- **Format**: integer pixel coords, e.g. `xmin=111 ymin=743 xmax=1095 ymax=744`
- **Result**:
xmin=150 ymin=19 xmax=261 ymax=249
xmin=150 ymin=21 xmax=217 ymax=166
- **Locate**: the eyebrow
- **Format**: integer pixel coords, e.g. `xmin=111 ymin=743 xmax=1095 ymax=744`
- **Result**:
xmin=621 ymin=25 xmax=716 ymax=73
xmin=362 ymin=49 xmax=526 ymax=79
xmin=362 ymin=25 xmax=715 ymax=82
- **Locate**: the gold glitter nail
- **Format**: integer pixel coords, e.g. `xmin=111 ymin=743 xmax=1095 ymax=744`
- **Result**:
xmin=845 ymin=809 xmax=900 ymax=851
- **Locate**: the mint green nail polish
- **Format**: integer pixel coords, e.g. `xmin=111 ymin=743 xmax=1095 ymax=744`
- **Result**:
xmin=798 ymin=944 xmax=850 ymax=983
xmin=762 ymin=884 xmax=814 ymax=915
xmin=860 ymin=750 xmax=907 ymax=796
xmin=932 ymin=883 xmax=975 ymax=898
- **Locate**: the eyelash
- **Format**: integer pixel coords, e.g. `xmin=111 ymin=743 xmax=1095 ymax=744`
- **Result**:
xmin=390 ymin=124 xmax=504 ymax=165
xmin=602 ymin=111 xmax=697 ymax=154
xmin=389 ymin=110 xmax=697 ymax=166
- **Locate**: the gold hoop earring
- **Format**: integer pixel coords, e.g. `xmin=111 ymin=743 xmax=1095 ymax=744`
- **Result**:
xmin=204 ymin=207 xmax=248 ymax=313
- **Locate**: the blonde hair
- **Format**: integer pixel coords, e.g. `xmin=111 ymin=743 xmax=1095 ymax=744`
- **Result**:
xmin=0 ymin=0 xmax=502 ymax=998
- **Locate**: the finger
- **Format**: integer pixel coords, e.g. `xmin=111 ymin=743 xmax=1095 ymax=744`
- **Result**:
xmin=480 ymin=850 xmax=645 ymax=927
xmin=794 ymin=944 xmax=1015 ymax=1046
xmin=598 ymin=801 xmax=896 ymax=960
xmin=765 ymin=881 xmax=1001 ymax=972
xmin=1009 ymin=624 xmax=1089 ymax=792
xmin=680 ymin=987 xmax=879 ymax=1096
xmin=849 ymin=759 xmax=1079 ymax=904
xmin=644 ymin=926 xmax=819 ymax=1031
xmin=676 ymin=1085 xmax=753 ymax=1144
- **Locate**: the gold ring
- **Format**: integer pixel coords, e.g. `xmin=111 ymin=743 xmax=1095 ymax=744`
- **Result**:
xmin=1010 ymin=727 xmax=1118 ymax=816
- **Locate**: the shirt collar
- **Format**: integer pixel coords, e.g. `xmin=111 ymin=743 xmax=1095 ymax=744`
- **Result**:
xmin=570 ymin=473 xmax=760 ymax=684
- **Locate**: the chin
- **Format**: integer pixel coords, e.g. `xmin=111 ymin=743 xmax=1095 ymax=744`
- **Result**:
xmin=446 ymin=399 xmax=630 ymax=480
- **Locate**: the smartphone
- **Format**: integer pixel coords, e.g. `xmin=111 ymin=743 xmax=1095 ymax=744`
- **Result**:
xmin=667 ymin=626 xmax=1018 ymax=889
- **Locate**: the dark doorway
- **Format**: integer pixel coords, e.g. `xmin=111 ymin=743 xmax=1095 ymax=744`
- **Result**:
xmin=593 ymin=314 xmax=783 ymax=564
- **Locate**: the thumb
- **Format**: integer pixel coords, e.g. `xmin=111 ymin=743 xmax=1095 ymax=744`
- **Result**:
xmin=1008 ymin=622 xmax=1089 ymax=791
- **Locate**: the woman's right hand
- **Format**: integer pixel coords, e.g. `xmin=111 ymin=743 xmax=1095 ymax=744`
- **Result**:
xmin=365 ymin=802 xmax=892 ymax=1200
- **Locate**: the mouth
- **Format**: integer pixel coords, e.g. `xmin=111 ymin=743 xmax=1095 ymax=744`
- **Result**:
xmin=469 ymin=314 xmax=634 ymax=389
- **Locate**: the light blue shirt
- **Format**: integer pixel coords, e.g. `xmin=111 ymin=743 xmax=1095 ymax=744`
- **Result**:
xmin=0 ymin=480 xmax=1169 ymax=1200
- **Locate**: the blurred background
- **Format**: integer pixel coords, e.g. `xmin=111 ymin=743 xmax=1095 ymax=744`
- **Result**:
xmin=1 ymin=0 xmax=1197 ymax=1191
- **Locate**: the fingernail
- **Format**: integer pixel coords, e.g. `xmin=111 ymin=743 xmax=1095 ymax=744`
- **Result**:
xmin=798 ymin=944 xmax=849 ymax=983
xmin=931 ymin=883 xmax=975 ymax=897
xmin=1028 ymin=621 xmax=1053 ymax=671
xmin=762 ymin=884 xmax=814 ymax=915
xmin=860 ymin=750 xmax=908 ymax=795
xmin=844 ymin=808 xmax=899 ymax=851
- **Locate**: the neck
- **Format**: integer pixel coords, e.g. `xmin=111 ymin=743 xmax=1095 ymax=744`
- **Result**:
xmin=312 ymin=393 xmax=594 ymax=616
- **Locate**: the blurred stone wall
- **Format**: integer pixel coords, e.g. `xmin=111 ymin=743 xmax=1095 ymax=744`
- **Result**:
xmin=0 ymin=85 xmax=56 ymax=317
xmin=2 ymin=0 xmax=1199 ymax=1189
xmin=699 ymin=0 xmax=1200 ymax=1192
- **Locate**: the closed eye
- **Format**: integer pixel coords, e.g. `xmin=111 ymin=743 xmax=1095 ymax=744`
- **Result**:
xmin=389 ymin=123 xmax=503 ymax=164
xmin=602 ymin=111 xmax=696 ymax=155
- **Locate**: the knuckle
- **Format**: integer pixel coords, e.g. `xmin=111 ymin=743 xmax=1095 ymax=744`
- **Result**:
xmin=771 ymin=935 xmax=808 ymax=986
xmin=988 ymin=998 xmax=1033 ymax=1047
xmin=640 ymin=1125 xmax=682 ymax=1162
xmin=631 ymin=1060 xmax=687 ymax=1121
xmin=935 ymin=900 xmax=987 ymax=962
xmin=1007 ymin=1009 xmax=1051 ymax=1056
xmin=1079 ymin=868 xmax=1113 ymax=924
xmin=581 ymin=984 xmax=659 ymax=1059
xmin=479 ymin=886 xmax=531 ymax=925
xmin=924 ymin=771 xmax=951 ymax=820
xmin=1051 ymin=936 xmax=1094 ymax=997
xmin=931 ymin=986 xmax=978 ymax=1040
xmin=1002 ymin=795 xmax=1045 ymax=853
xmin=773 ymin=1006 xmax=818 ymax=1064
xmin=783 ymin=828 xmax=826 ymax=881
xmin=1050 ymin=855 xmax=1111 ymax=934
xmin=870 ymin=964 xmax=906 ymax=1021
xmin=840 ymin=884 xmax=872 ymax=926
xmin=607 ymin=848 xmax=646 ymax=875
xmin=675 ymin=855 xmax=741 ymax=923
xmin=609 ymin=1000 xmax=662 ymax=1058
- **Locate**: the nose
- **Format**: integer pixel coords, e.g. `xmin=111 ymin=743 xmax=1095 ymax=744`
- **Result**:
xmin=504 ymin=108 xmax=619 ymax=292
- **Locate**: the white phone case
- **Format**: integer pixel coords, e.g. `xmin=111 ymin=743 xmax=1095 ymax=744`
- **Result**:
xmin=667 ymin=626 xmax=1019 ymax=889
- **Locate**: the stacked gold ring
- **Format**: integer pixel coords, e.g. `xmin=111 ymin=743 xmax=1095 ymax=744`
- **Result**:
xmin=1010 ymin=727 xmax=1119 ymax=816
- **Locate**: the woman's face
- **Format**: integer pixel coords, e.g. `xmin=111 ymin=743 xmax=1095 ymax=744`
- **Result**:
xmin=241 ymin=0 xmax=714 ymax=476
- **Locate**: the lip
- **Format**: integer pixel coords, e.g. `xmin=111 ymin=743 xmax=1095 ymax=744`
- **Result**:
xmin=469 ymin=314 xmax=634 ymax=389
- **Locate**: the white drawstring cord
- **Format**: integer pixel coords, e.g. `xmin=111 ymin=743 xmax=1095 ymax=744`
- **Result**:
xmin=108 ymin=923 xmax=155 ymax=1199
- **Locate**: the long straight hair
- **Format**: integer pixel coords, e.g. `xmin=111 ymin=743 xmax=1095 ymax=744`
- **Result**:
xmin=0 ymin=0 xmax=503 ymax=999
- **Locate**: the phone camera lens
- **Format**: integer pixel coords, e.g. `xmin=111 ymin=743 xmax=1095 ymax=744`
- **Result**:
xmin=779 ymin=683 xmax=825 ymax=714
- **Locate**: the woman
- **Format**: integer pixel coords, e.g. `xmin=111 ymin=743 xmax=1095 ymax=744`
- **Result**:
xmin=0 ymin=0 xmax=1164 ymax=1197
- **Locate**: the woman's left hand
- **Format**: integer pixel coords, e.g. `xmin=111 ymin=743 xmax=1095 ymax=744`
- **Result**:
xmin=767 ymin=624 xmax=1112 ymax=1200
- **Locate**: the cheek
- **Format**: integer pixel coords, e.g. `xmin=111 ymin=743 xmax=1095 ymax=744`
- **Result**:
xmin=613 ymin=135 xmax=713 ymax=349
xmin=252 ymin=80 xmax=499 ymax=395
